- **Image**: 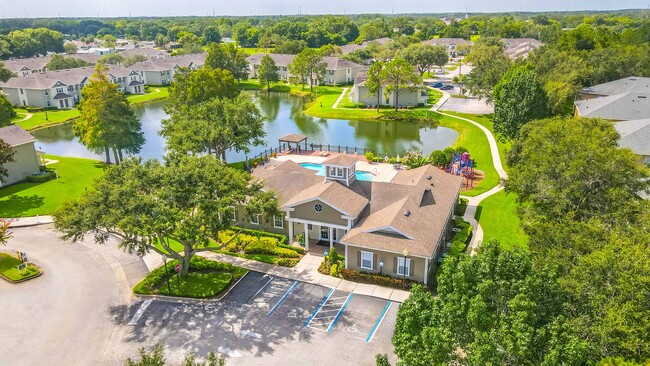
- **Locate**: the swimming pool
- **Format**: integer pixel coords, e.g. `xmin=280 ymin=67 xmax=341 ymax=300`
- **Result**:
xmin=300 ymin=163 xmax=375 ymax=181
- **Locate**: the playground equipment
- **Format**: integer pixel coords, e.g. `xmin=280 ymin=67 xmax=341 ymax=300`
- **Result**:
xmin=441 ymin=152 xmax=475 ymax=188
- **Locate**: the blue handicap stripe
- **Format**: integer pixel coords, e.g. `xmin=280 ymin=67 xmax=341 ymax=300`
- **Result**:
xmin=304 ymin=288 xmax=334 ymax=326
xmin=327 ymin=293 xmax=354 ymax=333
xmin=268 ymin=281 xmax=299 ymax=316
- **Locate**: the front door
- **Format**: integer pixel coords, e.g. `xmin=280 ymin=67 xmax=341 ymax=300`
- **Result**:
xmin=320 ymin=226 xmax=329 ymax=240
xmin=332 ymin=229 xmax=338 ymax=242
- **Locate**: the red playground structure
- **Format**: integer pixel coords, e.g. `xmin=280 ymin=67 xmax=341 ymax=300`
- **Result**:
xmin=441 ymin=152 xmax=475 ymax=189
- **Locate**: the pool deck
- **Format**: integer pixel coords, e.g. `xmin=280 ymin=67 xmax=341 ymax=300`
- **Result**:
xmin=272 ymin=152 xmax=399 ymax=183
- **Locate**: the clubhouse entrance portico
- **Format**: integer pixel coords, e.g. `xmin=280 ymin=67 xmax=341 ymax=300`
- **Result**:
xmin=287 ymin=218 xmax=349 ymax=251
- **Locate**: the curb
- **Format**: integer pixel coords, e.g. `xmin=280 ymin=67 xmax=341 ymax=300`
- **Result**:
xmin=0 ymin=261 xmax=43 ymax=284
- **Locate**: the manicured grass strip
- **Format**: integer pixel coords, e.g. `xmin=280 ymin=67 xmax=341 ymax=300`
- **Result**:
xmin=126 ymin=86 xmax=170 ymax=105
xmin=0 ymin=154 xmax=106 ymax=218
xmin=475 ymin=190 xmax=528 ymax=249
xmin=437 ymin=115 xmax=499 ymax=196
xmin=15 ymin=109 xmax=80 ymax=131
xmin=156 ymin=271 xmax=233 ymax=298
xmin=0 ymin=253 xmax=41 ymax=281
xmin=427 ymin=88 xmax=443 ymax=105
xmin=441 ymin=111 xmax=510 ymax=173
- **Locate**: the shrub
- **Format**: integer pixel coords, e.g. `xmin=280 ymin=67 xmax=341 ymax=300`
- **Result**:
xmin=277 ymin=258 xmax=300 ymax=267
xmin=339 ymin=268 xmax=416 ymax=290
xmin=330 ymin=263 xmax=339 ymax=277
xmin=25 ymin=106 xmax=45 ymax=112
xmin=365 ymin=151 xmax=374 ymax=162
xmin=273 ymin=247 xmax=300 ymax=258
xmin=340 ymin=102 xmax=366 ymax=108
xmin=278 ymin=243 xmax=304 ymax=254
xmin=243 ymin=239 xmax=276 ymax=255
xmin=388 ymin=157 xmax=396 ymax=164
xmin=231 ymin=227 xmax=287 ymax=244
xmin=455 ymin=198 xmax=469 ymax=216
xmin=26 ymin=170 xmax=56 ymax=183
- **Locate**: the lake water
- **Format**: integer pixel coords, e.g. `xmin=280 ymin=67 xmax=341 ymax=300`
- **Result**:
xmin=31 ymin=92 xmax=459 ymax=162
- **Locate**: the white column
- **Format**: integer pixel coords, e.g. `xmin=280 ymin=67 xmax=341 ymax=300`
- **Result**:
xmin=344 ymin=244 xmax=348 ymax=268
xmin=288 ymin=220 xmax=294 ymax=245
xmin=424 ymin=258 xmax=429 ymax=285
xmin=329 ymin=227 xmax=333 ymax=249
xmin=304 ymin=224 xmax=310 ymax=251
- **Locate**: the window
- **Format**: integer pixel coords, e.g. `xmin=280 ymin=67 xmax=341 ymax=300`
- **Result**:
xmin=314 ymin=204 xmax=323 ymax=213
xmin=68 ymin=85 xmax=73 ymax=91
xmin=20 ymin=89 xmax=24 ymax=95
xmin=44 ymin=90 xmax=48 ymax=96
xmin=360 ymin=251 xmax=373 ymax=270
xmin=397 ymin=257 xmax=411 ymax=276
xmin=56 ymin=87 xmax=63 ymax=94
xmin=273 ymin=215 xmax=284 ymax=229
xmin=250 ymin=215 xmax=260 ymax=225
xmin=320 ymin=226 xmax=329 ymax=240
xmin=228 ymin=206 xmax=238 ymax=221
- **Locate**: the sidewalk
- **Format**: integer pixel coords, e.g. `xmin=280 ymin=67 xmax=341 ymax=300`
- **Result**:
xmin=187 ymin=251 xmax=412 ymax=303
xmin=5 ymin=215 xmax=54 ymax=227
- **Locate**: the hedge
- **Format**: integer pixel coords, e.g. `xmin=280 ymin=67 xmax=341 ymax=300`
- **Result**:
xmin=455 ymin=198 xmax=469 ymax=216
xmin=26 ymin=169 xmax=56 ymax=183
xmin=277 ymin=258 xmax=300 ymax=267
xmin=340 ymin=268 xmax=417 ymax=290
xmin=448 ymin=218 xmax=473 ymax=257
xmin=231 ymin=226 xmax=288 ymax=244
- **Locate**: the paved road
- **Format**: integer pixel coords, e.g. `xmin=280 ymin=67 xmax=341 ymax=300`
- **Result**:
xmin=0 ymin=225 xmax=148 ymax=365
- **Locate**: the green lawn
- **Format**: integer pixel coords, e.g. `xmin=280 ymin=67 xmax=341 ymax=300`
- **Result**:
xmin=437 ymin=115 xmax=499 ymax=196
xmin=441 ymin=111 xmax=510 ymax=172
xmin=0 ymin=155 xmax=106 ymax=217
xmin=0 ymin=253 xmax=41 ymax=282
xmin=127 ymin=86 xmax=170 ymax=105
xmin=427 ymin=88 xmax=443 ymax=105
xmin=14 ymin=109 xmax=80 ymax=131
xmin=475 ymin=190 xmax=528 ymax=249
xmin=133 ymin=256 xmax=247 ymax=298
xmin=242 ymin=47 xmax=271 ymax=55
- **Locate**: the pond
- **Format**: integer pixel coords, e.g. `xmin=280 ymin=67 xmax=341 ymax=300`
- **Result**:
xmin=31 ymin=91 xmax=459 ymax=162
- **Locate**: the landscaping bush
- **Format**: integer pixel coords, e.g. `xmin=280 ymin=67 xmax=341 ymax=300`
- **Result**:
xmin=339 ymin=269 xmax=417 ymax=290
xmin=26 ymin=169 xmax=56 ymax=183
xmin=25 ymin=106 xmax=45 ymax=112
xmin=365 ymin=151 xmax=375 ymax=162
xmin=278 ymin=243 xmax=304 ymax=254
xmin=330 ymin=263 xmax=339 ymax=277
xmin=448 ymin=218 xmax=473 ymax=257
xmin=273 ymin=247 xmax=300 ymax=258
xmin=232 ymin=226 xmax=287 ymax=244
xmin=340 ymin=102 xmax=366 ymax=108
xmin=277 ymin=258 xmax=300 ymax=267
xmin=455 ymin=198 xmax=469 ymax=216
xmin=243 ymin=238 xmax=277 ymax=255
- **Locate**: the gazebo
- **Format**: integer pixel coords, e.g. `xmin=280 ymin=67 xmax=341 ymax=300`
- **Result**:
xmin=278 ymin=133 xmax=308 ymax=152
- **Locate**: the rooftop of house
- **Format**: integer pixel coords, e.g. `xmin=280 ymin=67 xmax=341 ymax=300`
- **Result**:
xmin=0 ymin=65 xmax=139 ymax=89
xmin=246 ymin=53 xmax=361 ymax=70
xmin=2 ymin=56 xmax=51 ymax=73
xmin=613 ymin=118 xmax=650 ymax=156
xmin=422 ymin=38 xmax=473 ymax=47
xmin=340 ymin=37 xmax=392 ymax=55
xmin=575 ymin=93 xmax=650 ymax=120
xmin=0 ymin=125 xmax=36 ymax=147
xmin=131 ymin=52 xmax=206 ymax=71
xmin=582 ymin=76 xmax=650 ymax=97
xmin=118 ymin=48 xmax=169 ymax=59
xmin=252 ymin=159 xmax=463 ymax=257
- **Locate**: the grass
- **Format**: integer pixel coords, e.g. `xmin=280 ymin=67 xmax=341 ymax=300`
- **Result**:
xmin=133 ymin=256 xmax=247 ymax=298
xmin=427 ymin=88 xmax=443 ymax=105
xmin=446 ymin=65 xmax=458 ymax=71
xmin=0 ymin=253 xmax=41 ymax=282
xmin=242 ymin=47 xmax=271 ymax=55
xmin=127 ymin=86 xmax=170 ymax=105
xmin=14 ymin=109 xmax=80 ymax=131
xmin=0 ymin=155 xmax=106 ymax=217
xmin=475 ymin=190 xmax=528 ymax=249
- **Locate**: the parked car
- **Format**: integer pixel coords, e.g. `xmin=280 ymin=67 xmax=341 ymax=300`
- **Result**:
xmin=432 ymin=82 xmax=444 ymax=88
xmin=441 ymin=85 xmax=454 ymax=90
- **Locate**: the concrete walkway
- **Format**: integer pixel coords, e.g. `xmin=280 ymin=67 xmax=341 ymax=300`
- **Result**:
xmin=331 ymin=87 xmax=349 ymax=109
xmin=5 ymin=215 xmax=54 ymax=227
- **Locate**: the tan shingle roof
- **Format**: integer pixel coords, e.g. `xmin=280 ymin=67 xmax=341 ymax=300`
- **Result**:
xmin=278 ymin=133 xmax=307 ymax=143
xmin=575 ymin=93 xmax=650 ymax=120
xmin=283 ymin=180 xmax=369 ymax=217
xmin=322 ymin=154 xmax=359 ymax=167
xmin=0 ymin=125 xmax=35 ymax=147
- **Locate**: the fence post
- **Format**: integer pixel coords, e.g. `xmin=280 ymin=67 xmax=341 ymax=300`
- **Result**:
xmin=328 ymin=144 xmax=330 ymax=152
xmin=338 ymin=145 xmax=341 ymax=153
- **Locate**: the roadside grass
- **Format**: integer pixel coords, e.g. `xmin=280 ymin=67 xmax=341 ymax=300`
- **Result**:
xmin=440 ymin=111 xmax=510 ymax=172
xmin=127 ymin=86 xmax=170 ymax=105
xmin=438 ymin=114 xmax=499 ymax=196
xmin=446 ymin=65 xmax=458 ymax=71
xmin=133 ymin=256 xmax=247 ymax=298
xmin=475 ymin=190 xmax=528 ymax=249
xmin=427 ymin=88 xmax=443 ymax=105
xmin=14 ymin=109 xmax=80 ymax=131
xmin=0 ymin=253 xmax=41 ymax=282
xmin=0 ymin=155 xmax=105 ymax=217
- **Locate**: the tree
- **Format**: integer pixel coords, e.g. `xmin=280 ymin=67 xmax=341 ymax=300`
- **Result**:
xmin=288 ymin=49 xmax=326 ymax=92
xmin=375 ymin=354 xmax=391 ymax=366
xmin=364 ymin=61 xmax=385 ymax=111
xmin=201 ymin=26 xmax=222 ymax=45
xmin=63 ymin=42 xmax=78 ymax=54
xmin=53 ymin=156 xmax=278 ymax=278
xmin=0 ymin=138 xmax=15 ymax=183
xmin=492 ymin=66 xmax=549 ymax=140
xmin=46 ymin=54 xmax=90 ymax=71
xmin=0 ymin=218 xmax=11 ymax=245
xmin=161 ymin=94 xmax=266 ymax=162
xmin=126 ymin=344 xmax=226 ymax=366
xmin=165 ymin=67 xmax=239 ymax=115
xmin=257 ymin=55 xmax=279 ymax=90
xmin=400 ymin=43 xmax=440 ymax=76
xmin=98 ymin=53 xmax=125 ymax=65
xmin=380 ymin=58 xmax=422 ymax=111
xmin=505 ymin=117 xmax=649 ymax=222
xmin=74 ymin=64 xmax=145 ymax=164
xmin=0 ymin=93 xmax=17 ymax=126
xmin=274 ymin=39 xmax=308 ymax=55
xmin=464 ymin=43 xmax=510 ymax=102
xmin=205 ymin=43 xmax=249 ymax=81
xmin=392 ymin=241 xmax=589 ymax=366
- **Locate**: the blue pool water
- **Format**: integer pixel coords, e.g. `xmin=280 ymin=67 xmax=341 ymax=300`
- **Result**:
xmin=300 ymin=163 xmax=374 ymax=181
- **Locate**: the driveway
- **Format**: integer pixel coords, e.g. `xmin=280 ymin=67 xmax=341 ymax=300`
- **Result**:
xmin=0 ymin=225 xmax=149 ymax=365
xmin=440 ymin=96 xmax=494 ymax=114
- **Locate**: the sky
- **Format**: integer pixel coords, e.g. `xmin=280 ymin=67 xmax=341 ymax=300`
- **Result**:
xmin=0 ymin=0 xmax=647 ymax=18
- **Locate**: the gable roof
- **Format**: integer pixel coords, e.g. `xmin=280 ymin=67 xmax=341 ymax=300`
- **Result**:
xmin=283 ymin=180 xmax=369 ymax=217
xmin=322 ymin=154 xmax=359 ymax=167
xmin=582 ymin=77 xmax=650 ymax=97
xmin=0 ymin=125 xmax=35 ymax=147
xmin=422 ymin=38 xmax=473 ymax=47
xmin=575 ymin=93 xmax=650 ymax=120
xmin=2 ymin=57 xmax=50 ymax=73
xmin=614 ymin=118 xmax=650 ymax=156
xmin=247 ymin=53 xmax=361 ymax=70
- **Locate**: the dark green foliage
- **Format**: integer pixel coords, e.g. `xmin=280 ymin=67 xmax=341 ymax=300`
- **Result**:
xmin=276 ymin=258 xmax=300 ymax=267
xmin=0 ymin=138 xmax=15 ymax=183
xmin=0 ymin=93 xmax=16 ymax=126
xmin=339 ymin=269 xmax=417 ymax=290
xmin=46 ymin=54 xmax=90 ymax=71
xmin=454 ymin=198 xmax=469 ymax=216
xmin=25 ymin=169 xmax=56 ymax=183
xmin=375 ymin=354 xmax=391 ymax=366
xmin=125 ymin=343 xmax=226 ymax=366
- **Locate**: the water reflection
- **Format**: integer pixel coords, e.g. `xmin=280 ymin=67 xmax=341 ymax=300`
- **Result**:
xmin=33 ymin=92 xmax=459 ymax=162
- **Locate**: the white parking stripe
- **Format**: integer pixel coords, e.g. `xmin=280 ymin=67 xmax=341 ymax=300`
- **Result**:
xmin=128 ymin=300 xmax=152 ymax=326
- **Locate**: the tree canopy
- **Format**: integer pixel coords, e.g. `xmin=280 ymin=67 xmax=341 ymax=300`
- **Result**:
xmin=165 ymin=67 xmax=239 ymax=114
xmin=0 ymin=93 xmax=17 ymax=127
xmin=288 ymin=48 xmax=326 ymax=92
xmin=365 ymin=61 xmax=385 ymax=111
xmin=400 ymin=43 xmax=447 ymax=76
xmin=53 ymin=156 xmax=279 ymax=277
xmin=381 ymin=58 xmax=422 ymax=111
xmin=205 ymin=42 xmax=249 ymax=81
xmin=0 ymin=138 xmax=15 ymax=183
xmin=45 ymin=54 xmax=90 ymax=71
xmin=257 ymin=54 xmax=279 ymax=90
xmin=465 ymin=43 xmax=511 ymax=103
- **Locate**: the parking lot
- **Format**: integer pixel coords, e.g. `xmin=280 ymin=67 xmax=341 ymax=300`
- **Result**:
xmin=118 ymin=271 xmax=398 ymax=365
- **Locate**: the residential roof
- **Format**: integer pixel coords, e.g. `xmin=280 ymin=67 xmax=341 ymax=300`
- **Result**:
xmin=278 ymin=133 xmax=307 ymax=143
xmin=119 ymin=48 xmax=168 ymax=59
xmin=613 ymin=118 xmax=650 ymax=156
xmin=422 ymin=38 xmax=473 ymax=47
xmin=341 ymin=37 xmax=392 ymax=55
xmin=252 ymin=160 xmax=463 ymax=257
xmin=322 ymin=56 xmax=362 ymax=70
xmin=2 ymin=56 xmax=50 ymax=73
xmin=53 ymin=92 xmax=72 ymax=99
xmin=322 ymin=154 xmax=359 ymax=166
xmin=501 ymin=38 xmax=543 ymax=59
xmin=68 ymin=53 xmax=101 ymax=65
xmin=0 ymin=125 xmax=35 ymax=147
xmin=582 ymin=77 xmax=650 ymax=97
xmin=131 ymin=58 xmax=179 ymax=72
xmin=247 ymin=53 xmax=361 ymax=70
xmin=575 ymin=93 xmax=650 ymax=120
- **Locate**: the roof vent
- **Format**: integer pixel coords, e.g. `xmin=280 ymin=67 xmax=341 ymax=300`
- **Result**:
xmin=426 ymin=175 xmax=432 ymax=180
xmin=403 ymin=210 xmax=411 ymax=217
xmin=639 ymin=96 xmax=647 ymax=99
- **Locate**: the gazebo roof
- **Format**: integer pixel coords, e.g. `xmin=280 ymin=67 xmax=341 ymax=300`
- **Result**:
xmin=278 ymin=133 xmax=307 ymax=143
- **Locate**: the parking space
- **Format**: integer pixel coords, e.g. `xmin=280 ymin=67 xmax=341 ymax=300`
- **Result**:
xmin=117 ymin=271 xmax=398 ymax=365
